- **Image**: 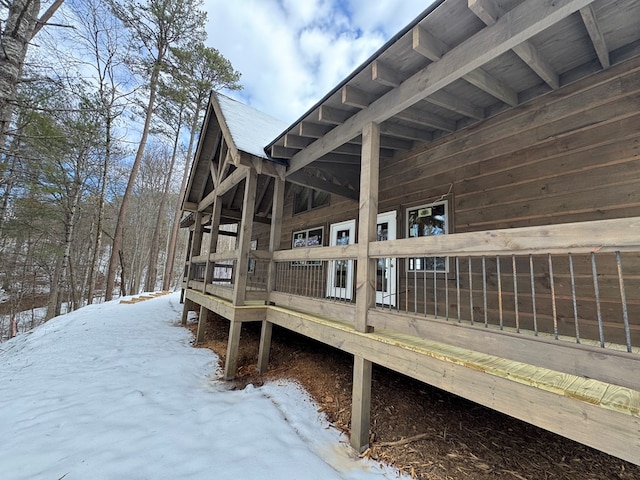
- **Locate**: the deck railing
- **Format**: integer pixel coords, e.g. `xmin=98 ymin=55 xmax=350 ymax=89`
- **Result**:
xmin=186 ymin=217 xmax=639 ymax=355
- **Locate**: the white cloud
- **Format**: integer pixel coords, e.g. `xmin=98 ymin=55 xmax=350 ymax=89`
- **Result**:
xmin=202 ymin=0 xmax=435 ymax=124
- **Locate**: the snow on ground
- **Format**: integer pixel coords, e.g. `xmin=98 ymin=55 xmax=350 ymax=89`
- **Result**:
xmin=0 ymin=292 xmax=406 ymax=480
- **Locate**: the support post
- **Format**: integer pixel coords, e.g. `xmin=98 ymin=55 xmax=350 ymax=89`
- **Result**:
xmin=224 ymin=321 xmax=242 ymax=380
xmin=203 ymin=195 xmax=222 ymax=293
xmin=195 ymin=305 xmax=208 ymax=344
xmin=257 ymin=321 xmax=273 ymax=374
xmin=258 ymin=176 xmax=285 ymax=374
xmin=185 ymin=211 xmax=203 ymax=286
xmin=351 ymin=355 xmax=372 ymax=452
xmin=180 ymin=298 xmax=193 ymax=326
xmin=232 ymin=169 xmax=256 ymax=306
xmin=350 ymin=121 xmax=379 ymax=452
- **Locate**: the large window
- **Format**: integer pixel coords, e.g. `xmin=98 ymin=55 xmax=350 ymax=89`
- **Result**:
xmin=406 ymin=200 xmax=448 ymax=272
xmin=292 ymin=226 xmax=324 ymax=266
xmin=293 ymin=187 xmax=329 ymax=214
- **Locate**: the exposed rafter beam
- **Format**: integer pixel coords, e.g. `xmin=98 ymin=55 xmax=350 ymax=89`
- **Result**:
xmin=221 ymin=208 xmax=271 ymax=225
xmin=342 ymin=84 xmax=372 ymax=108
xmin=287 ymin=0 xmax=595 ymax=175
xmin=579 ymin=5 xmax=610 ymax=69
xmin=380 ymin=122 xmax=433 ymax=142
xmin=288 ymin=170 xmax=359 ymax=200
xmin=371 ymin=60 xmax=402 ymax=87
xmin=318 ymin=105 xmax=352 ymax=124
xmin=198 ymin=167 xmax=248 ymax=211
xmin=350 ymin=134 xmax=414 ymax=151
xmin=396 ymin=108 xmax=456 ymax=132
xmin=299 ymin=122 xmax=333 ymax=138
xmin=426 ymin=90 xmax=484 ymax=120
xmin=468 ymin=0 xmax=559 ymax=89
xmin=346 ymin=84 xmax=455 ymax=132
xmin=372 ymin=57 xmax=484 ymax=121
xmin=316 ymin=153 xmax=361 ymax=165
xmin=284 ymin=134 xmax=315 ymax=149
xmin=271 ymin=145 xmax=298 ymax=159
xmin=413 ymin=24 xmax=518 ymax=106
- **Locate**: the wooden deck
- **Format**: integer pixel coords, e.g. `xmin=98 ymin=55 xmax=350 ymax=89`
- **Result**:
xmin=182 ymin=287 xmax=640 ymax=465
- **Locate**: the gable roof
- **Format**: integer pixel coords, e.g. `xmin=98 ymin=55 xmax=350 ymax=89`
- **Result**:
xmin=216 ymin=93 xmax=287 ymax=160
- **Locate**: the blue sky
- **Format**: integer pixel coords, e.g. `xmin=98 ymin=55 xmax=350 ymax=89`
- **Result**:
xmin=201 ymin=0 xmax=435 ymax=124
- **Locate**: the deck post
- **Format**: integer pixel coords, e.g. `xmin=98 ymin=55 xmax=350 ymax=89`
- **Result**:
xmin=185 ymin=211 xmax=203 ymax=288
xmin=257 ymin=320 xmax=273 ymax=374
xmin=351 ymin=121 xmax=379 ymax=452
xmin=180 ymin=298 xmax=193 ymax=326
xmin=258 ymin=176 xmax=285 ymax=374
xmin=351 ymin=355 xmax=373 ymax=452
xmin=203 ymin=195 xmax=222 ymax=293
xmin=195 ymin=305 xmax=208 ymax=344
xmin=232 ymin=168 xmax=256 ymax=306
xmin=224 ymin=320 xmax=242 ymax=380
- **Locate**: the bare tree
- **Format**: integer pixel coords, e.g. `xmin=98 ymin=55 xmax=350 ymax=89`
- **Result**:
xmin=103 ymin=0 xmax=206 ymax=300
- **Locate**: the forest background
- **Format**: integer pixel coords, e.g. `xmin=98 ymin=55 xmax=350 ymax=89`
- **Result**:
xmin=0 ymin=0 xmax=242 ymax=339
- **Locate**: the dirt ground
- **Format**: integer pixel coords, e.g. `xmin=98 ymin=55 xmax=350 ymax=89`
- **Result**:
xmin=187 ymin=311 xmax=640 ymax=480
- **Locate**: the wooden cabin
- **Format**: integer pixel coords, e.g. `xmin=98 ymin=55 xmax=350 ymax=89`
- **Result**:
xmin=180 ymin=0 xmax=640 ymax=465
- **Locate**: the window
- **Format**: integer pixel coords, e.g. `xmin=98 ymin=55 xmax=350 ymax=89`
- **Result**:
xmin=406 ymin=200 xmax=448 ymax=272
xmin=292 ymin=226 xmax=324 ymax=265
xmin=293 ymin=187 xmax=329 ymax=214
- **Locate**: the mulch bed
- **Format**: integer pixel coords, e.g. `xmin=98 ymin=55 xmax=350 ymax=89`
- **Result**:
xmin=187 ymin=311 xmax=639 ymax=480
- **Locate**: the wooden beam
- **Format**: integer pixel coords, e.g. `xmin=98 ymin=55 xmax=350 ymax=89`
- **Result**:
xmin=395 ymin=108 xmax=456 ymax=132
xmin=342 ymin=84 xmax=372 ymax=108
xmin=258 ymin=177 xmax=285 ymax=374
xmin=413 ymin=24 xmax=519 ymax=105
xmin=425 ymin=90 xmax=485 ymax=120
xmin=284 ymin=134 xmax=315 ymax=149
xmin=580 ymin=5 xmax=610 ymax=69
xmin=469 ymin=0 xmax=559 ymax=89
xmin=318 ymin=105 xmax=352 ymax=124
xmin=371 ymin=59 xmax=402 ymax=87
xmin=232 ymin=170 xmax=257 ymax=306
xmin=380 ymin=122 xmax=433 ymax=142
xmin=350 ymin=356 xmax=372 ymax=453
xmin=369 ymin=216 xmax=640 ymax=258
xmin=462 ymin=68 xmax=519 ymax=107
xmin=198 ymin=167 xmax=247 ymax=211
xmin=355 ymin=121 xmax=379 ymax=333
xmin=270 ymin=145 xmax=298 ymax=159
xmin=287 ymin=170 xmax=359 ymax=201
xmin=299 ymin=122 xmax=332 ymax=138
xmin=288 ymin=0 xmax=595 ymax=174
xmin=195 ymin=305 xmax=208 ymax=344
xmin=351 ymin=123 xmax=379 ymax=453
xmin=412 ymin=25 xmax=446 ymax=61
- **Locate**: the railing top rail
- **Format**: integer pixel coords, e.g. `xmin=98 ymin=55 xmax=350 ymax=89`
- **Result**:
xmin=273 ymin=244 xmax=359 ymax=262
xmin=370 ymin=216 xmax=640 ymax=258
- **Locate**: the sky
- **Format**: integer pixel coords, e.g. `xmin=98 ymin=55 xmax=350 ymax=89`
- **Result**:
xmin=201 ymin=0 xmax=435 ymax=124
xmin=0 ymin=292 xmax=408 ymax=480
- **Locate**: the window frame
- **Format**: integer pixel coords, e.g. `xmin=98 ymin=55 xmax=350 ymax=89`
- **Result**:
xmin=405 ymin=199 xmax=450 ymax=273
xmin=291 ymin=226 xmax=324 ymax=266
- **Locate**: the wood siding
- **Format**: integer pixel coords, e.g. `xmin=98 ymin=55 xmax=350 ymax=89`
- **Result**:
xmin=277 ymin=55 xmax=640 ymax=346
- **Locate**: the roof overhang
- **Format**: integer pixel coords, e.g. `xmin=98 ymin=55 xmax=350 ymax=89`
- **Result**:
xmin=266 ymin=0 xmax=640 ymax=199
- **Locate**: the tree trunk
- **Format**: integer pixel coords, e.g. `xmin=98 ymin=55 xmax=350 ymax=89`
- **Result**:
xmin=162 ymin=97 xmax=202 ymax=290
xmin=87 ymin=116 xmax=111 ymax=304
xmin=146 ymin=111 xmax=182 ymax=292
xmin=0 ymin=0 xmax=41 ymax=152
xmin=105 ymin=61 xmax=162 ymax=301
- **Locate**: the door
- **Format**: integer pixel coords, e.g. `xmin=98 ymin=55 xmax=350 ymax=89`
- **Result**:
xmin=326 ymin=219 xmax=355 ymax=300
xmin=376 ymin=211 xmax=397 ymax=306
